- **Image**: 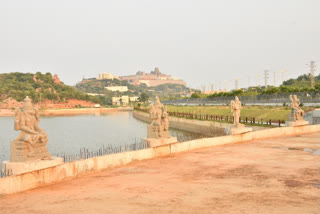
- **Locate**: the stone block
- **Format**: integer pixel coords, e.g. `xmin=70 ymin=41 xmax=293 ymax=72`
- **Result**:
xmin=142 ymin=137 xmax=177 ymax=148
xmin=2 ymin=157 xmax=63 ymax=175
xmin=10 ymin=140 xmax=51 ymax=162
xmin=224 ymin=125 xmax=253 ymax=135
xmin=285 ymin=120 xmax=309 ymax=127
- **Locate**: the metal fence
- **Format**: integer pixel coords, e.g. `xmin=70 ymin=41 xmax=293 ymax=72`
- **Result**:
xmin=135 ymin=107 xmax=285 ymax=127
xmin=0 ymin=140 xmax=148 ymax=178
xmin=0 ymin=168 xmax=13 ymax=178
xmin=162 ymin=92 xmax=320 ymax=106
xmin=56 ymin=140 xmax=148 ymax=163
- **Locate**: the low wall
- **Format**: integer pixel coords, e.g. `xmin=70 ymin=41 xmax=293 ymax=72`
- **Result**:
xmin=0 ymin=124 xmax=319 ymax=195
xmin=133 ymin=110 xmax=265 ymax=136
xmin=304 ymin=109 xmax=320 ymax=125
xmin=0 ymin=107 xmax=133 ymax=117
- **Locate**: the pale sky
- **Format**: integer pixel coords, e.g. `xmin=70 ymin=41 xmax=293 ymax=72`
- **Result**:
xmin=0 ymin=0 xmax=319 ymax=90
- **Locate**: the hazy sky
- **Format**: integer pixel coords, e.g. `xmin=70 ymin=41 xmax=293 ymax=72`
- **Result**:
xmin=1 ymin=0 xmax=319 ymax=90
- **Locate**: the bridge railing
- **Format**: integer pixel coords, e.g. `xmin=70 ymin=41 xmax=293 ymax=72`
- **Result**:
xmin=56 ymin=140 xmax=148 ymax=164
xmin=134 ymin=107 xmax=284 ymax=127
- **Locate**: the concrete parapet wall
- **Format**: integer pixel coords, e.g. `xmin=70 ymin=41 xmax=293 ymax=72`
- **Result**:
xmin=0 ymin=124 xmax=319 ymax=195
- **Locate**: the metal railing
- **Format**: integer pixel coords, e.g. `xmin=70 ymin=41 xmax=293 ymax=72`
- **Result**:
xmin=0 ymin=168 xmax=13 ymax=178
xmin=135 ymin=107 xmax=285 ymax=127
xmin=0 ymin=140 xmax=148 ymax=178
xmin=56 ymin=140 xmax=148 ymax=163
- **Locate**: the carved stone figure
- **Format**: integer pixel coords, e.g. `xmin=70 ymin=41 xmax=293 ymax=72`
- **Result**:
xmin=224 ymin=96 xmax=252 ymax=135
xmin=231 ymin=96 xmax=242 ymax=126
xmin=148 ymin=97 xmax=170 ymax=138
xmin=289 ymin=95 xmax=304 ymax=121
xmin=11 ymin=96 xmax=51 ymax=162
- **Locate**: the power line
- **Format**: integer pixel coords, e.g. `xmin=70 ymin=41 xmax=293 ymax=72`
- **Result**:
xmin=308 ymin=61 xmax=316 ymax=88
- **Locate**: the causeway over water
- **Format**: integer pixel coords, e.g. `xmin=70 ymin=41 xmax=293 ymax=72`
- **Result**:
xmin=0 ymin=132 xmax=319 ymax=214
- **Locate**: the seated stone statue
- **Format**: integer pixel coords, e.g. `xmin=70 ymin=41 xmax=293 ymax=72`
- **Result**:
xmin=147 ymin=97 xmax=170 ymax=138
xmin=11 ymin=96 xmax=51 ymax=162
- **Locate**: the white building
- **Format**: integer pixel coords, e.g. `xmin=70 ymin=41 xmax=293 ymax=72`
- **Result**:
xmin=105 ymin=86 xmax=128 ymax=92
xmin=129 ymin=96 xmax=139 ymax=102
xmin=112 ymin=96 xmax=129 ymax=105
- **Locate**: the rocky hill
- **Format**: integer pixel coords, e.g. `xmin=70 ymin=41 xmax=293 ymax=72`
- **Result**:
xmin=0 ymin=72 xmax=100 ymax=108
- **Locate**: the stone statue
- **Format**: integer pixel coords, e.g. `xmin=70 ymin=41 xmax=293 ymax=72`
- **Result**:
xmin=11 ymin=96 xmax=51 ymax=162
xmin=289 ymin=95 xmax=304 ymax=121
xmin=224 ymin=96 xmax=252 ymax=135
xmin=148 ymin=96 xmax=170 ymax=138
xmin=162 ymin=106 xmax=169 ymax=132
xmin=231 ymin=96 xmax=242 ymax=126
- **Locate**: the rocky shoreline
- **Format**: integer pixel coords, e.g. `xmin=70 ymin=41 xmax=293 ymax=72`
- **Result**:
xmin=0 ymin=107 xmax=133 ymax=117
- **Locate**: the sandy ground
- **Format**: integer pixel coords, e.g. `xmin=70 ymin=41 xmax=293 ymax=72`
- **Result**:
xmin=0 ymin=133 xmax=319 ymax=214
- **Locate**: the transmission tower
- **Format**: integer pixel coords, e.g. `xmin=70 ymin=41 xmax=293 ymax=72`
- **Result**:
xmin=273 ymin=72 xmax=276 ymax=86
xmin=264 ymin=70 xmax=269 ymax=88
xmin=309 ymin=61 xmax=316 ymax=88
xmin=235 ymin=79 xmax=239 ymax=90
xmin=255 ymin=75 xmax=259 ymax=87
xmin=281 ymin=70 xmax=285 ymax=84
xmin=248 ymin=76 xmax=250 ymax=89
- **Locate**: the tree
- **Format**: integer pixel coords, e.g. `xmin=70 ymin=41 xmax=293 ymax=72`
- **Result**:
xmin=138 ymin=92 xmax=149 ymax=102
xmin=191 ymin=93 xmax=201 ymax=98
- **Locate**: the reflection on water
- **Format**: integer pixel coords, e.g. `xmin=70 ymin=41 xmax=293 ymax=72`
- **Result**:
xmin=0 ymin=112 xmax=206 ymax=163
xmin=273 ymin=147 xmax=320 ymax=155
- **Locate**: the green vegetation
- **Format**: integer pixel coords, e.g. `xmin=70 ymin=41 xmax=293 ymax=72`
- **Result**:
xmin=136 ymin=105 xmax=315 ymax=122
xmin=166 ymin=105 xmax=291 ymax=122
xmin=76 ymin=78 xmax=190 ymax=104
xmin=189 ymin=74 xmax=320 ymax=99
xmin=0 ymin=72 xmax=101 ymax=103
xmin=138 ymin=92 xmax=149 ymax=103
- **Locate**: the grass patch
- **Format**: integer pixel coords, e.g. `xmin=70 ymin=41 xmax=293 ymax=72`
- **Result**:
xmin=165 ymin=105 xmax=314 ymax=122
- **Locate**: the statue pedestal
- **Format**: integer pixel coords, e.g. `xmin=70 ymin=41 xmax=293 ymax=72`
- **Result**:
xmin=286 ymin=112 xmax=309 ymax=127
xmin=286 ymin=120 xmax=309 ymax=127
xmin=147 ymin=125 xmax=170 ymax=138
xmin=1 ymin=157 xmax=63 ymax=175
xmin=11 ymin=139 xmax=51 ymax=162
xmin=142 ymin=137 xmax=177 ymax=148
xmin=224 ymin=124 xmax=253 ymax=135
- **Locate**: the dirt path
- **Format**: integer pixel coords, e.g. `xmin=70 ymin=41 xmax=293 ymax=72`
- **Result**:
xmin=0 ymin=133 xmax=319 ymax=214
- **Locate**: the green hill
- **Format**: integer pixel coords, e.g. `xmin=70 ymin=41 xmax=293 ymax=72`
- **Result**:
xmin=76 ymin=78 xmax=191 ymax=102
xmin=0 ymin=72 xmax=101 ymax=103
xmin=282 ymin=73 xmax=320 ymax=88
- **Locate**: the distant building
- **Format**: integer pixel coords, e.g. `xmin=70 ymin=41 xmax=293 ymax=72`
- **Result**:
xmin=86 ymin=93 xmax=105 ymax=96
xmin=112 ymin=96 xmax=129 ymax=105
xmin=201 ymin=89 xmax=228 ymax=95
xmin=120 ymin=67 xmax=186 ymax=87
xmin=97 ymin=73 xmax=114 ymax=80
xmin=129 ymin=96 xmax=139 ymax=102
xmin=105 ymin=86 xmax=128 ymax=92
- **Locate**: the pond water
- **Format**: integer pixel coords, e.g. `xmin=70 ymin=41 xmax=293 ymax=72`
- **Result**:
xmin=0 ymin=112 xmax=206 ymax=163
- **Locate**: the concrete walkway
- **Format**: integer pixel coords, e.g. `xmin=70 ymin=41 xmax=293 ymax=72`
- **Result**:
xmin=0 ymin=133 xmax=319 ymax=214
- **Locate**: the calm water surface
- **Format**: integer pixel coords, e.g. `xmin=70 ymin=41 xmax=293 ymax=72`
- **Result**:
xmin=0 ymin=112 xmax=205 ymax=163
